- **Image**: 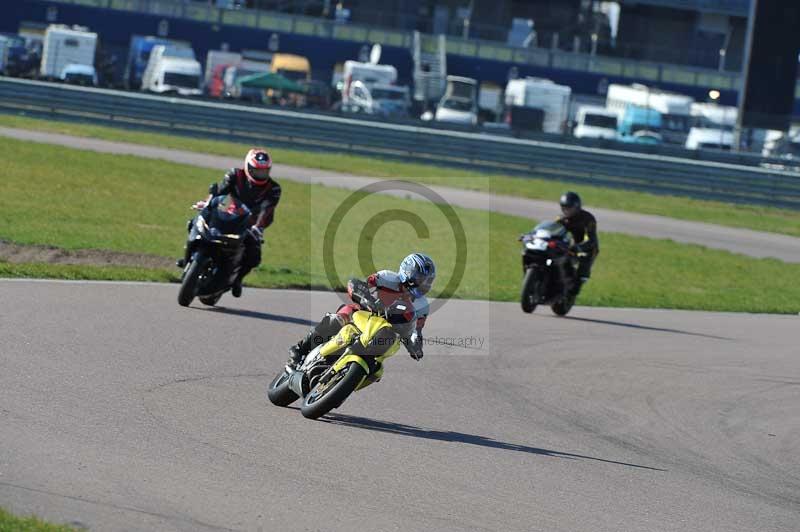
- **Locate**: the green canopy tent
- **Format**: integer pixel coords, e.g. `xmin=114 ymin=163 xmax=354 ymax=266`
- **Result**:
xmin=236 ymin=72 xmax=307 ymax=93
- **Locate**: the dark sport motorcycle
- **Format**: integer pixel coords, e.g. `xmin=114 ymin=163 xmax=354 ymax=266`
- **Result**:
xmin=519 ymin=221 xmax=579 ymax=316
xmin=177 ymin=192 xmax=251 ymax=307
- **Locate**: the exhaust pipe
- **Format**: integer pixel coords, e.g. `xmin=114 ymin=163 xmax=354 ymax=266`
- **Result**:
xmin=287 ymin=369 xmax=309 ymax=397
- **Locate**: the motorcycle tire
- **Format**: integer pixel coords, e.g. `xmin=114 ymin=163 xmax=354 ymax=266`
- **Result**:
xmin=178 ymin=256 xmax=203 ymax=307
xmin=267 ymin=368 xmax=300 ymax=407
xmin=520 ymin=268 xmax=538 ymax=314
xmin=551 ymin=295 xmax=576 ymax=317
xmin=300 ymin=362 xmax=366 ymax=420
xmin=199 ymin=294 xmax=221 ymax=306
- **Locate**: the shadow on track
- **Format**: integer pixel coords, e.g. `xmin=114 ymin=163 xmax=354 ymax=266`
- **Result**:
xmin=322 ymin=413 xmax=666 ymax=472
xmin=559 ymin=316 xmax=732 ymax=341
xmin=193 ymin=306 xmax=317 ymax=327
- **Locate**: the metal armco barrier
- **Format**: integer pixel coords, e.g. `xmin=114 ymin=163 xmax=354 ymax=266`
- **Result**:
xmin=2 ymin=77 xmax=800 ymax=209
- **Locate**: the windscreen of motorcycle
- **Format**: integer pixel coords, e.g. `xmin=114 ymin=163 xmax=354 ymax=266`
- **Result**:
xmin=532 ymin=220 xmax=567 ymax=240
xmin=211 ymin=195 xmax=251 ymax=233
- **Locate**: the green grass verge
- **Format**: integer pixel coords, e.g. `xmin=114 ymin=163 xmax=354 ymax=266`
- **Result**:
xmin=3 ymin=112 xmax=800 ymax=237
xmin=0 ymin=262 xmax=177 ymax=283
xmin=0 ymin=507 xmax=82 ymax=532
xmin=1 ymin=136 xmax=799 ymax=313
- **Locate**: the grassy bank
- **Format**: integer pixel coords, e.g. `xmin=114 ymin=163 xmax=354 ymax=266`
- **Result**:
xmin=0 ymin=507 xmax=81 ymax=531
xmin=1 ymin=136 xmax=799 ymax=313
xmin=3 ymin=112 xmax=800 ymax=238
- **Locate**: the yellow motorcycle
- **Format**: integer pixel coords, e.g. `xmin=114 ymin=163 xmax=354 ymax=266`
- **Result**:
xmin=267 ymin=281 xmax=416 ymax=419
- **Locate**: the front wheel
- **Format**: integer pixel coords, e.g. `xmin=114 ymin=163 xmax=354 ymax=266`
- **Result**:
xmin=178 ymin=255 xmax=208 ymax=307
xmin=300 ymin=362 xmax=366 ymax=420
xmin=520 ymin=268 xmax=538 ymax=313
xmin=199 ymin=294 xmax=221 ymax=306
xmin=551 ymin=294 xmax=576 ymax=317
xmin=267 ymin=368 xmax=300 ymax=407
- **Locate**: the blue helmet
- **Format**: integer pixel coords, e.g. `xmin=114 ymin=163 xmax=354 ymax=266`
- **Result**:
xmin=398 ymin=253 xmax=436 ymax=298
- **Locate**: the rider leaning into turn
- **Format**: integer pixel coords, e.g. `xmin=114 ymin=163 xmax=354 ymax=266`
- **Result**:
xmin=556 ymin=191 xmax=599 ymax=297
xmin=190 ymin=148 xmax=281 ymax=298
xmin=287 ymin=253 xmax=436 ymax=367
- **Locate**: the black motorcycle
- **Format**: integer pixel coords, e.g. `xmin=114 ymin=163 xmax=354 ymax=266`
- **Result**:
xmin=519 ymin=221 xmax=579 ymax=316
xmin=177 ymin=192 xmax=251 ymax=307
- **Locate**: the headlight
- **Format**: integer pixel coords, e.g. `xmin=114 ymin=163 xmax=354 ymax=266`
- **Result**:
xmin=195 ymin=215 xmax=208 ymax=232
xmin=526 ymin=239 xmax=548 ymax=251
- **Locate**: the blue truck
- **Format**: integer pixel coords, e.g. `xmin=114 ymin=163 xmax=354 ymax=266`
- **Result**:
xmin=0 ymin=33 xmax=33 ymax=77
xmin=617 ymin=104 xmax=663 ymax=145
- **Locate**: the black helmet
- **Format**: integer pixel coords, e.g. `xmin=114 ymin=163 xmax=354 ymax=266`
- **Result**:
xmin=559 ymin=191 xmax=582 ymax=210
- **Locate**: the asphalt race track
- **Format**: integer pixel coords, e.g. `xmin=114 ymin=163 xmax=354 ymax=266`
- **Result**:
xmin=4 ymin=126 xmax=800 ymax=263
xmin=1 ymin=279 xmax=798 ymax=531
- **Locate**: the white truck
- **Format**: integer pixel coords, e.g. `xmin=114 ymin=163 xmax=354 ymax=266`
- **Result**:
xmin=573 ymin=105 xmax=619 ymax=140
xmin=504 ymin=77 xmax=571 ymax=134
xmin=606 ymin=83 xmax=694 ymax=145
xmin=685 ymin=102 xmax=737 ymax=151
xmin=39 ymin=25 xmax=97 ymax=80
xmin=435 ymin=75 xmax=478 ymax=126
xmin=141 ymin=44 xmax=202 ymax=96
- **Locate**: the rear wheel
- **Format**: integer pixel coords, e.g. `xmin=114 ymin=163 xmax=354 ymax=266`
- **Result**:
xmin=267 ymin=368 xmax=300 ymax=407
xmin=520 ymin=268 xmax=538 ymax=313
xmin=178 ymin=255 xmax=209 ymax=307
xmin=300 ymin=362 xmax=366 ymax=420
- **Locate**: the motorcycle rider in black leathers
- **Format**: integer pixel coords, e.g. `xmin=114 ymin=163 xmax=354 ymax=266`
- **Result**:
xmin=181 ymin=148 xmax=281 ymax=297
xmin=556 ymin=191 xmax=599 ymax=297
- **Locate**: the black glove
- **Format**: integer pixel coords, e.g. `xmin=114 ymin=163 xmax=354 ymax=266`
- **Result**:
xmin=248 ymin=225 xmax=264 ymax=243
xmin=369 ymin=297 xmax=385 ymax=314
xmin=407 ymin=331 xmax=423 ymax=361
xmin=348 ymin=279 xmax=369 ymax=303
xmin=348 ymin=279 xmax=383 ymax=312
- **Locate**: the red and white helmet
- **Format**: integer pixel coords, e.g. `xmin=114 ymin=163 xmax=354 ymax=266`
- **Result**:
xmin=244 ymin=148 xmax=272 ymax=185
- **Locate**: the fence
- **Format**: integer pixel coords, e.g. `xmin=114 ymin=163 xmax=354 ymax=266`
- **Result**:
xmin=1 ymin=77 xmax=799 ymax=209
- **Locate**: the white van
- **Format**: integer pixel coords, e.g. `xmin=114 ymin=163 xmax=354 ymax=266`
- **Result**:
xmin=40 ymin=25 xmax=97 ymax=79
xmin=573 ymin=105 xmax=618 ymax=140
xmin=141 ymin=44 xmax=201 ymax=96
xmin=685 ymin=128 xmax=733 ymax=150
xmin=685 ymin=102 xmax=737 ymax=151
xmin=340 ymin=60 xmax=409 ymax=117
xmin=435 ymin=76 xmax=478 ymax=126
xmin=346 ymin=80 xmax=409 ymax=117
